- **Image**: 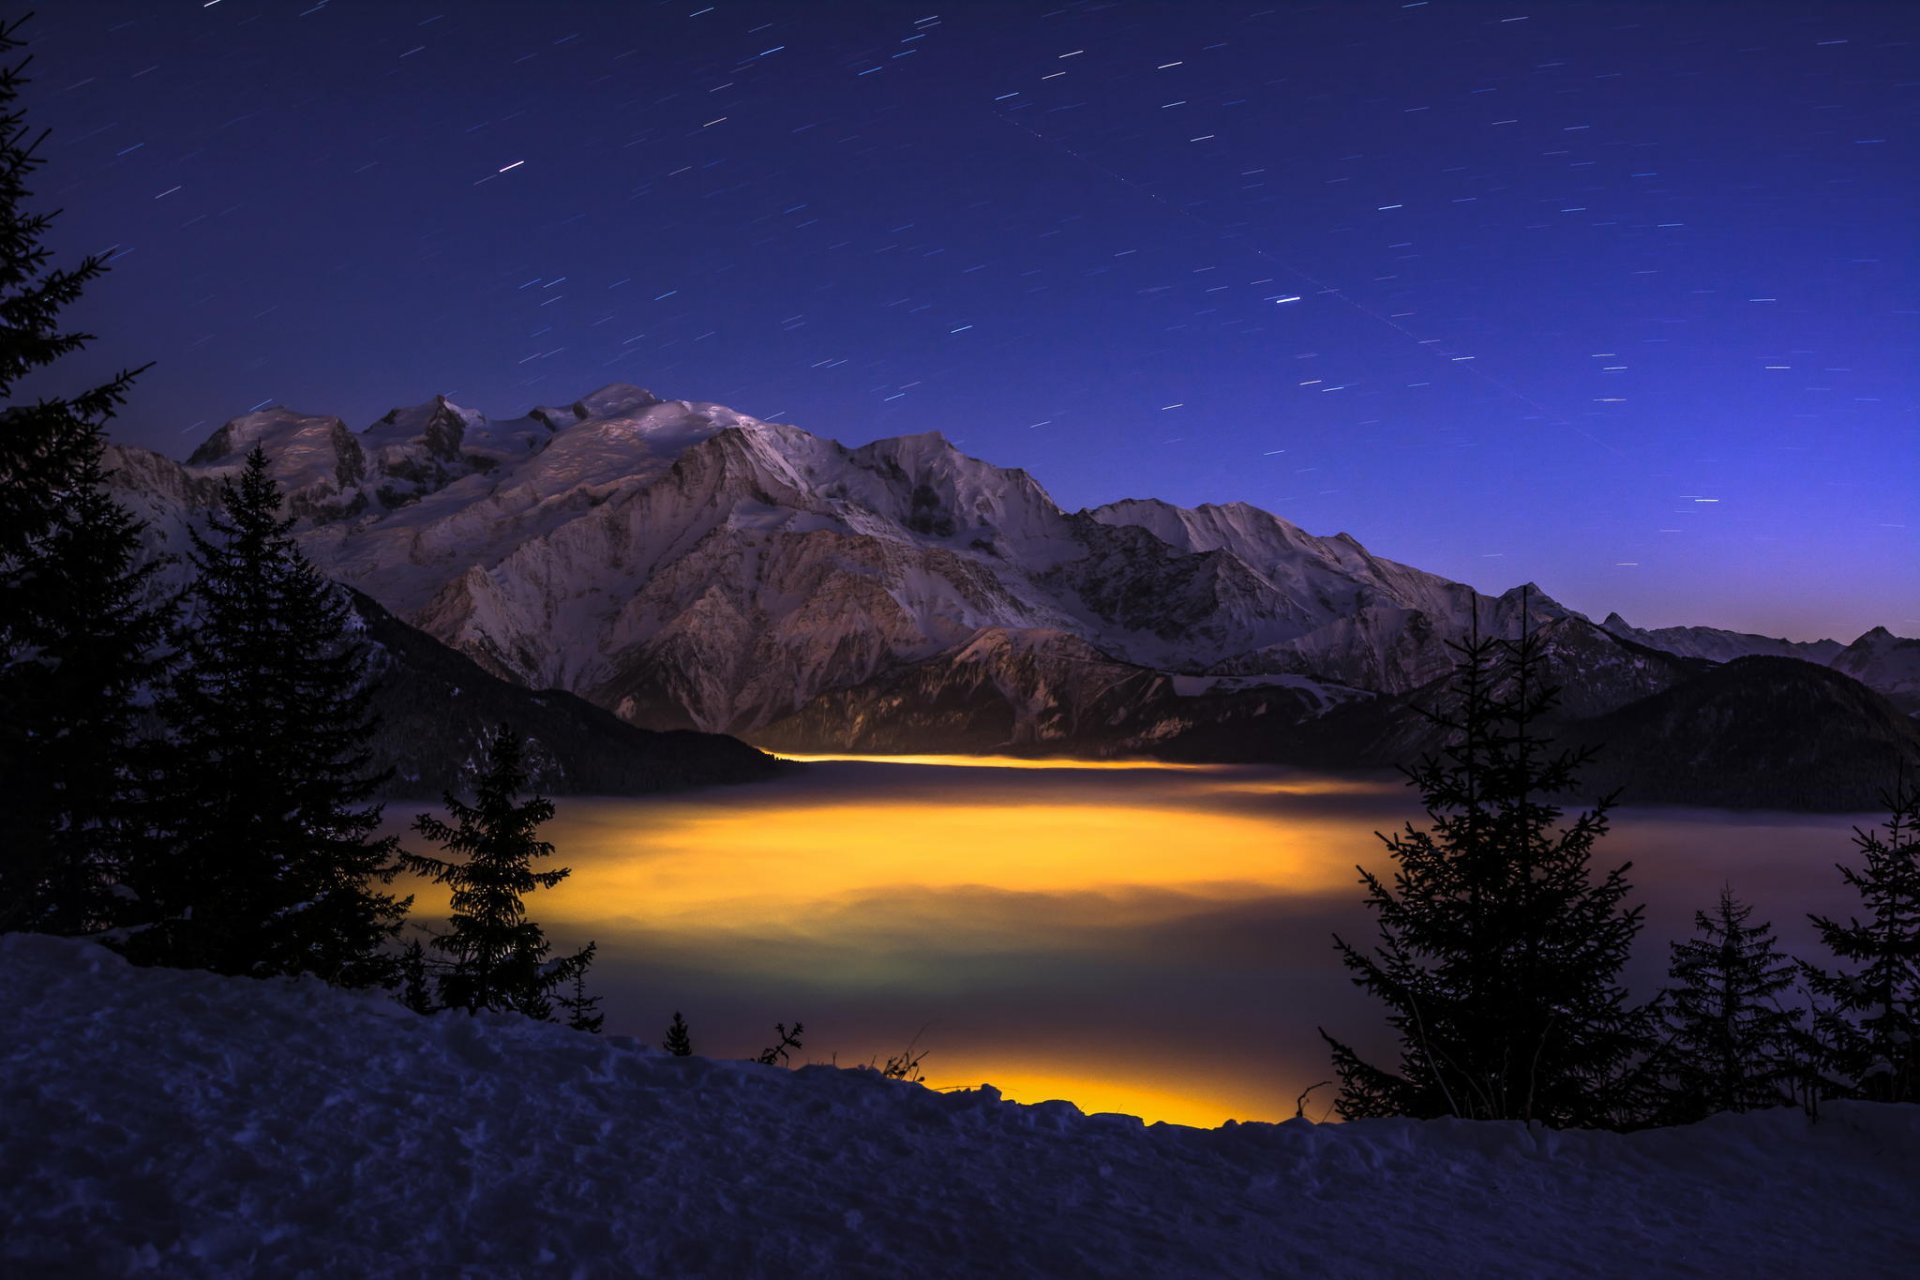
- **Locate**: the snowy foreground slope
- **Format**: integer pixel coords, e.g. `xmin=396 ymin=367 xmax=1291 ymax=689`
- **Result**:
xmin=5 ymin=935 xmax=1917 ymax=1279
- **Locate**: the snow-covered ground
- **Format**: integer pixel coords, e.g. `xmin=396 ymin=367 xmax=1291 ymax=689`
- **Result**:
xmin=4 ymin=934 xmax=1916 ymax=1278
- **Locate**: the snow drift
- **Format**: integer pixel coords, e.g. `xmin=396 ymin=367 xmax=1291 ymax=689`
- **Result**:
xmin=4 ymin=934 xmax=1916 ymax=1277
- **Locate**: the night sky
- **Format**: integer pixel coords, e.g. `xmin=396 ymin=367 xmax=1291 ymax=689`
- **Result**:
xmin=18 ymin=1 xmax=1917 ymax=641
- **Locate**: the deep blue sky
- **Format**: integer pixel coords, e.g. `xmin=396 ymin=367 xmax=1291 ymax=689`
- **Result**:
xmin=19 ymin=1 xmax=1917 ymax=641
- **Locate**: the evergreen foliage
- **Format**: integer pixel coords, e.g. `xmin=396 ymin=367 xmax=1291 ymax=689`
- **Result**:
xmin=0 ymin=15 xmax=164 ymax=935
xmin=1321 ymin=607 xmax=1648 ymax=1127
xmin=558 ymin=966 xmax=603 ymax=1034
xmin=397 ymin=938 xmax=435 ymax=1015
xmin=1804 ymin=776 xmax=1920 ymax=1103
xmin=399 ymin=724 xmax=596 ymax=1022
xmin=663 ymin=1011 xmax=693 ymax=1056
xmin=1654 ymin=887 xmax=1805 ymax=1123
xmin=125 ymin=448 xmax=408 ymax=985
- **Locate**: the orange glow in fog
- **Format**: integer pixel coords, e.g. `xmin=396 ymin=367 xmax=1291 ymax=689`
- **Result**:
xmin=525 ymin=792 xmax=1360 ymax=931
xmin=392 ymin=757 xmax=1862 ymax=1129
xmin=764 ymin=751 xmax=1221 ymax=771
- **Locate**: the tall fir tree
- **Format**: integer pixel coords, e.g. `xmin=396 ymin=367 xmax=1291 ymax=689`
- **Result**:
xmin=0 ymin=14 xmax=165 ymax=935
xmin=1654 ymin=887 xmax=1805 ymax=1123
xmin=1321 ymin=604 xmax=1649 ymax=1127
xmin=1804 ymin=776 xmax=1920 ymax=1104
xmin=126 ymin=447 xmax=408 ymax=985
xmin=399 ymin=724 xmax=597 ymax=1023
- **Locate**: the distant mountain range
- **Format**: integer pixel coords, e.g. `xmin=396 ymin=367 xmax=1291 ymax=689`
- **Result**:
xmin=105 ymin=383 xmax=1919 ymax=809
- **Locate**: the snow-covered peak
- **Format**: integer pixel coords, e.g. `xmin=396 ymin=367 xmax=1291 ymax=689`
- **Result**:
xmin=844 ymin=432 xmax=1072 ymax=555
xmin=1493 ymin=582 xmax=1579 ymax=620
xmin=187 ymin=406 xmax=353 ymax=468
xmin=184 ymin=407 xmax=368 ymax=519
xmin=363 ymin=395 xmax=486 ymax=457
xmin=1092 ymin=498 xmax=1331 ymax=568
xmin=1600 ymin=613 xmax=1847 ymax=667
xmin=1091 ymin=494 xmax=1477 ymax=643
xmin=511 ymin=399 xmax=777 ymax=498
xmin=123 ymin=378 xmax=1913 ymax=742
xmin=1831 ymin=625 xmax=1920 ymax=712
xmin=574 ymin=382 xmax=662 ymax=419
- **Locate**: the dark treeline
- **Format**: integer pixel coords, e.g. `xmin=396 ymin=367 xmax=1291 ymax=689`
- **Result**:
xmin=0 ymin=19 xmax=598 ymax=1034
xmin=1321 ymin=599 xmax=1920 ymax=1127
xmin=0 ymin=22 xmax=795 ymax=1063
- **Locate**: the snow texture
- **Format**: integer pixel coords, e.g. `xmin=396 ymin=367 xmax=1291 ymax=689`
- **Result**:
xmin=101 ymin=387 xmax=1631 ymax=738
xmin=4 ymin=933 xmax=1917 ymax=1278
xmin=105 ymin=384 xmax=1914 ymax=751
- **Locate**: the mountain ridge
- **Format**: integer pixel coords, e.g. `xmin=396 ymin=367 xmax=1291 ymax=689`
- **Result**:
xmin=103 ymin=382 xmax=1916 ymax=806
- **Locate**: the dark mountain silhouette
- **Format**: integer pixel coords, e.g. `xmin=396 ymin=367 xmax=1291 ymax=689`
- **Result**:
xmin=351 ymin=589 xmax=778 ymax=798
xmin=1567 ymin=657 xmax=1920 ymax=811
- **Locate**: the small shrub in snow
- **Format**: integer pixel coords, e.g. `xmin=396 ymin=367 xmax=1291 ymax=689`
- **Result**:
xmin=663 ymin=1011 xmax=693 ymax=1056
xmin=756 ymin=1020 xmax=805 ymax=1066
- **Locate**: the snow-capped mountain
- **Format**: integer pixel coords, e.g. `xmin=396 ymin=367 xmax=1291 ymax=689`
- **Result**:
xmin=1599 ymin=613 xmax=1845 ymax=666
xmin=1828 ymin=627 xmax=1920 ymax=715
xmin=105 ymin=382 xmax=1915 ymax=771
xmin=1600 ymin=614 xmax=1920 ymax=716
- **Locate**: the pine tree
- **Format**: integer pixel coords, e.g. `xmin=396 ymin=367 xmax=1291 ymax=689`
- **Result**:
xmin=397 ymin=938 xmax=436 ymax=1015
xmin=126 ymin=447 xmax=409 ymax=985
xmin=1804 ymin=776 xmax=1920 ymax=1103
xmin=399 ymin=724 xmax=596 ymax=1021
xmin=663 ymin=1011 xmax=693 ymax=1056
xmin=1320 ymin=605 xmax=1648 ymax=1127
xmin=0 ymin=15 xmax=164 ymax=935
xmin=1654 ymin=887 xmax=1804 ymax=1122
xmin=558 ymin=964 xmax=604 ymax=1034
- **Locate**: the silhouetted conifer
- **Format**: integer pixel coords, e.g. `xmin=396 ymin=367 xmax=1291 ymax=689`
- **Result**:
xmin=126 ymin=448 xmax=408 ymax=984
xmin=399 ymin=724 xmax=596 ymax=1022
xmin=397 ymin=938 xmax=435 ymax=1015
xmin=1321 ymin=603 xmax=1648 ymax=1127
xmin=663 ymin=1011 xmax=693 ymax=1056
xmin=558 ymin=958 xmax=603 ymax=1034
xmin=0 ymin=15 xmax=163 ymax=935
xmin=1804 ymin=776 xmax=1920 ymax=1103
xmin=1653 ymin=887 xmax=1804 ymax=1123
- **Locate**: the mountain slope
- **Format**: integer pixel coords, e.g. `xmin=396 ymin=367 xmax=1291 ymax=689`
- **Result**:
xmin=102 ymin=433 xmax=775 ymax=797
xmin=111 ymin=385 xmax=1696 ymax=741
xmin=1829 ymin=627 xmax=1920 ymax=715
xmin=1600 ymin=613 xmax=1846 ymax=666
xmin=352 ymin=589 xmax=777 ymax=798
xmin=104 ymin=382 xmax=1912 ymax=804
xmin=1569 ymin=657 xmax=1920 ymax=810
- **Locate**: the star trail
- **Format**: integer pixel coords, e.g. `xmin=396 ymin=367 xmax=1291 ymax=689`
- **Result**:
xmin=18 ymin=0 xmax=1918 ymax=640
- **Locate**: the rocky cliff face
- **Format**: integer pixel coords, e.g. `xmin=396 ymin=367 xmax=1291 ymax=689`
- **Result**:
xmin=105 ymin=381 xmax=1915 ymax=787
